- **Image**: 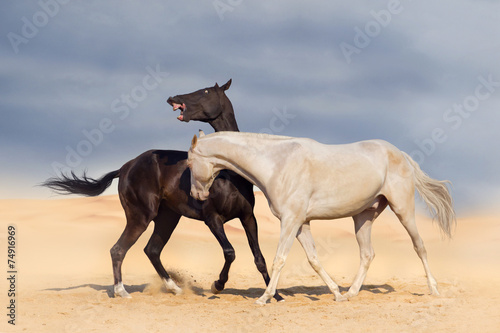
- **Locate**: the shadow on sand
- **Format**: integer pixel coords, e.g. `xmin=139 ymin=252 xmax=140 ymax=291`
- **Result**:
xmin=218 ymin=283 xmax=396 ymax=301
xmin=45 ymin=283 xmax=148 ymax=298
xmin=46 ymin=282 xmax=395 ymax=302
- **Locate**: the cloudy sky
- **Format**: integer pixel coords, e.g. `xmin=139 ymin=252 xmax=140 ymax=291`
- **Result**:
xmin=1 ymin=1 xmax=499 ymax=215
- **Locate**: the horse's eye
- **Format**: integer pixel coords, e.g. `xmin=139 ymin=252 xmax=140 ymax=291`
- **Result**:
xmin=204 ymin=90 xmax=208 ymax=94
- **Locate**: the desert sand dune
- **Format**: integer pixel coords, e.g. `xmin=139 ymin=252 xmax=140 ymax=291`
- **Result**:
xmin=1 ymin=193 xmax=499 ymax=332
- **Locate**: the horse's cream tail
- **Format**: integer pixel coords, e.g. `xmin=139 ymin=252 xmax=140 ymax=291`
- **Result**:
xmin=114 ymin=282 xmax=132 ymax=298
xmin=402 ymin=152 xmax=456 ymax=238
xmin=163 ymin=278 xmax=183 ymax=295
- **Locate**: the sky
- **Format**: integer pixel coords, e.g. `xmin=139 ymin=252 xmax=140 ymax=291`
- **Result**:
xmin=0 ymin=0 xmax=499 ymax=215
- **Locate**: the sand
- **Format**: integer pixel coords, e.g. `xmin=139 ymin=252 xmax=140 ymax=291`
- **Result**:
xmin=1 ymin=192 xmax=499 ymax=332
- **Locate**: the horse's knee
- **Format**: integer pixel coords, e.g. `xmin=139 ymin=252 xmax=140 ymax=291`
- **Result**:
xmin=308 ymin=256 xmax=323 ymax=272
xmin=144 ymin=244 xmax=161 ymax=261
xmin=254 ymin=256 xmax=267 ymax=273
xmin=223 ymin=248 xmax=236 ymax=263
xmin=110 ymin=244 xmax=124 ymax=261
xmin=272 ymin=257 xmax=286 ymax=271
xmin=360 ymin=249 xmax=375 ymax=266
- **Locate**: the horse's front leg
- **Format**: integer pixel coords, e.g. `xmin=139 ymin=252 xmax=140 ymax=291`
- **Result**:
xmin=256 ymin=217 xmax=303 ymax=305
xmin=205 ymin=215 xmax=235 ymax=293
xmin=240 ymin=213 xmax=284 ymax=302
xmin=144 ymin=207 xmax=183 ymax=295
xmin=296 ymin=222 xmax=344 ymax=301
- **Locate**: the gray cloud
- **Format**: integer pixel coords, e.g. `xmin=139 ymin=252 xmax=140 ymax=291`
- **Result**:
xmin=1 ymin=0 xmax=498 ymax=213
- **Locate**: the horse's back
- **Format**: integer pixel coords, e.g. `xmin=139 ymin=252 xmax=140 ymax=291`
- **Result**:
xmin=118 ymin=149 xmax=189 ymax=204
xmin=294 ymin=139 xmax=405 ymax=219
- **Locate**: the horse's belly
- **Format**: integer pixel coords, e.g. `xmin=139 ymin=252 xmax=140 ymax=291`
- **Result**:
xmin=306 ymin=175 xmax=383 ymax=219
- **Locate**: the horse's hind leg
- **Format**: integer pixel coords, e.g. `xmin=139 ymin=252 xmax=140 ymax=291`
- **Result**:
xmin=388 ymin=194 xmax=440 ymax=295
xmin=345 ymin=196 xmax=388 ymax=299
xmin=110 ymin=213 xmax=150 ymax=298
xmin=241 ymin=213 xmax=284 ymax=302
xmin=296 ymin=222 xmax=344 ymax=301
xmin=144 ymin=207 xmax=182 ymax=295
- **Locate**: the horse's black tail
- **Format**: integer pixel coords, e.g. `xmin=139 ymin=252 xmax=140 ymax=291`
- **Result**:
xmin=42 ymin=170 xmax=120 ymax=197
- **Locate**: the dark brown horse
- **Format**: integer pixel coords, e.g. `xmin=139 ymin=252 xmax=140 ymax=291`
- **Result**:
xmin=43 ymin=79 xmax=282 ymax=301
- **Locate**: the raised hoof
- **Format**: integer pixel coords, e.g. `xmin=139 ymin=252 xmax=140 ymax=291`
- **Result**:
xmin=211 ymin=281 xmax=223 ymax=294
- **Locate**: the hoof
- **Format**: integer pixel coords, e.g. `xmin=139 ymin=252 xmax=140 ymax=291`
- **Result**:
xmin=255 ymin=299 xmax=266 ymax=306
xmin=171 ymin=287 xmax=183 ymax=295
xmin=255 ymin=295 xmax=269 ymax=306
xmin=211 ymin=281 xmax=222 ymax=294
xmin=428 ymin=279 xmax=440 ymax=296
xmin=114 ymin=283 xmax=132 ymax=298
xmin=114 ymin=290 xmax=132 ymax=298
xmin=335 ymin=294 xmax=349 ymax=302
xmin=274 ymin=293 xmax=285 ymax=302
xmin=163 ymin=278 xmax=182 ymax=295
xmin=430 ymin=288 xmax=440 ymax=296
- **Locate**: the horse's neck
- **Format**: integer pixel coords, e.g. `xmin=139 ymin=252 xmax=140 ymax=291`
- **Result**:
xmin=209 ymin=99 xmax=239 ymax=132
xmin=209 ymin=135 xmax=274 ymax=190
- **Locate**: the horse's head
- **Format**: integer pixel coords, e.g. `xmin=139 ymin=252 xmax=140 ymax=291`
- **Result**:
xmin=167 ymin=79 xmax=232 ymax=123
xmin=187 ymin=132 xmax=219 ymax=201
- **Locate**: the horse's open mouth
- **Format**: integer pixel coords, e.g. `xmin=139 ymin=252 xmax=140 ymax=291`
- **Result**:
xmin=167 ymin=97 xmax=187 ymax=121
xmin=172 ymin=103 xmax=186 ymax=121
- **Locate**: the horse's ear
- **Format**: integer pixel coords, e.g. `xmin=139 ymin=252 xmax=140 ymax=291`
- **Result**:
xmin=221 ymin=79 xmax=232 ymax=91
xmin=214 ymin=82 xmax=220 ymax=89
xmin=191 ymin=134 xmax=198 ymax=149
xmin=198 ymin=129 xmax=205 ymax=137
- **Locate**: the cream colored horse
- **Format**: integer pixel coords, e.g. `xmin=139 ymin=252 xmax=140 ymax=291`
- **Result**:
xmin=188 ymin=131 xmax=455 ymax=305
